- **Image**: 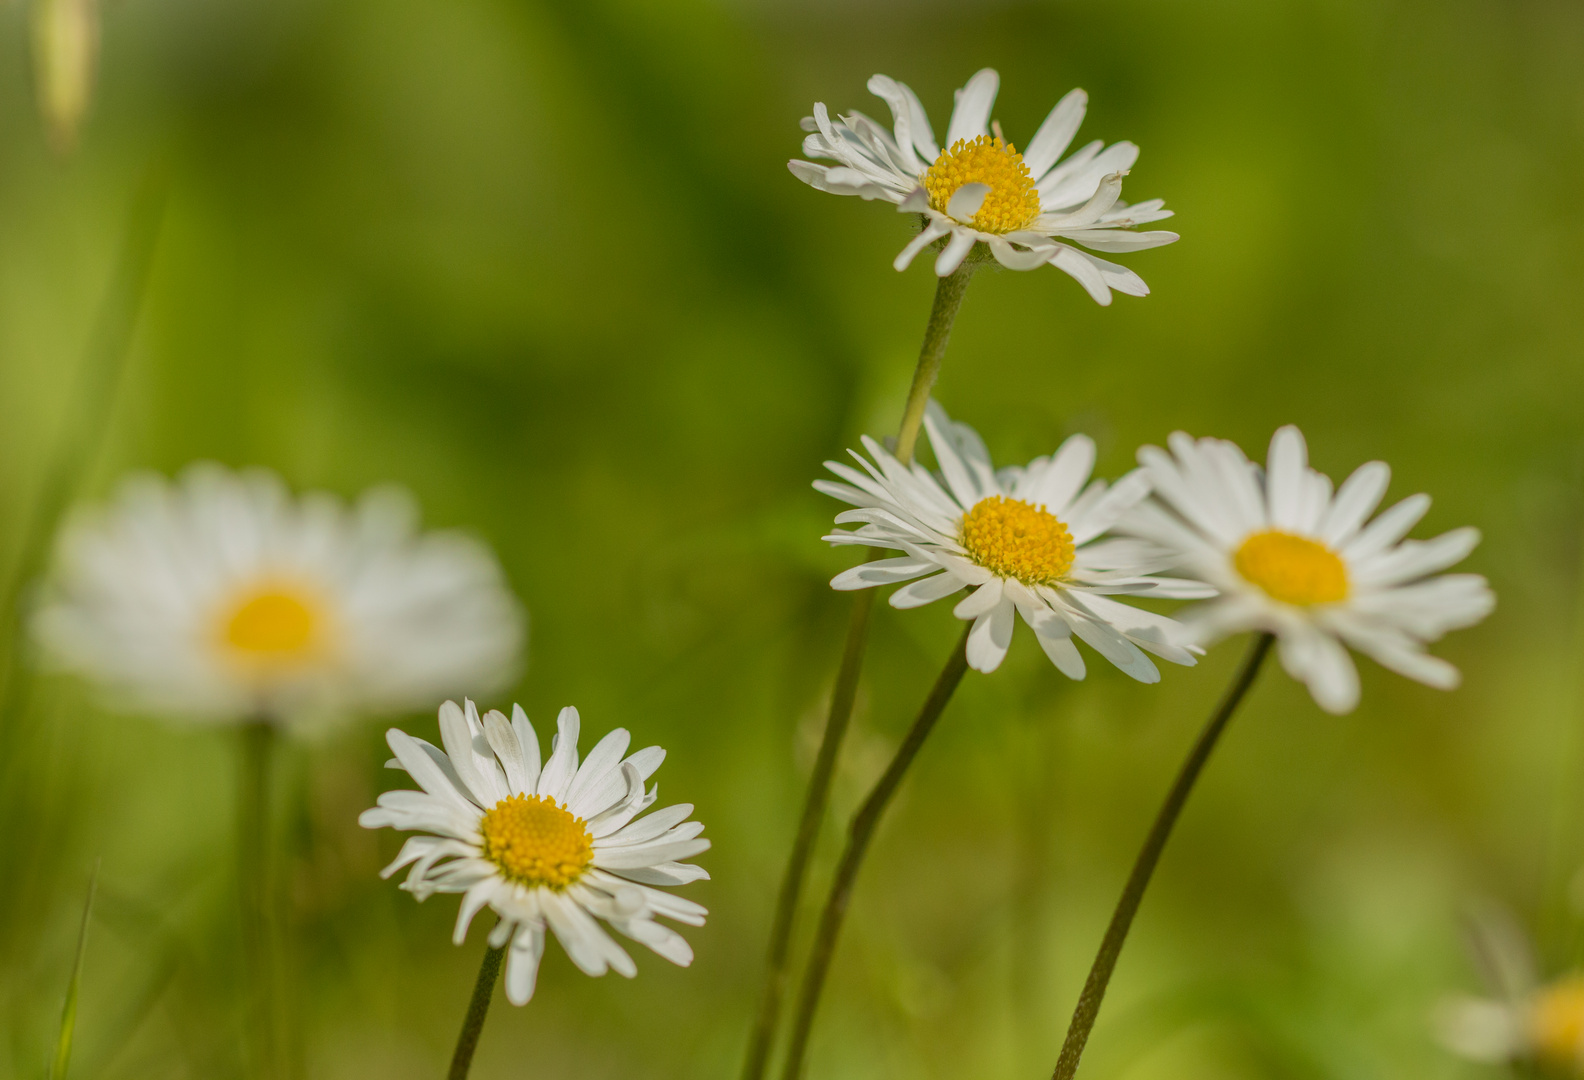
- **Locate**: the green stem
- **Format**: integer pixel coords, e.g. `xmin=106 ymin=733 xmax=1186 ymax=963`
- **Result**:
xmin=778 ymin=625 xmax=972 ymax=1080
xmin=1050 ymin=632 xmax=1274 ymax=1080
xmin=449 ymin=944 xmax=506 ymax=1080
xmin=740 ymin=266 xmax=976 ymax=1080
xmin=238 ymin=720 xmax=279 ymax=1080
xmin=893 ymin=263 xmax=975 ymax=465
xmin=741 ymin=588 xmax=875 ymax=1080
xmin=0 ymin=160 xmax=167 ymax=732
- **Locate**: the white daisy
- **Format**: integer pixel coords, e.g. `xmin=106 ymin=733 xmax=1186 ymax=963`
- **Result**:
xmin=1435 ymin=912 xmax=1584 ymax=1073
xmin=1122 ymin=426 xmax=1495 ymax=714
xmin=360 ymin=699 xmax=709 ymax=1005
xmin=815 ymin=402 xmax=1210 ymax=679
xmin=33 ymin=463 xmax=524 ymax=725
xmin=789 ymin=68 xmax=1178 ymax=303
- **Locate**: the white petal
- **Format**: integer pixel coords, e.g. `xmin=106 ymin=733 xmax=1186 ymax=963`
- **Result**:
xmin=946 ymin=68 xmax=998 ymax=147
xmin=953 ymin=578 xmax=1005 ymax=620
xmin=934 ymin=228 xmax=976 ymax=276
xmin=946 ymin=182 xmax=990 ymax=222
xmin=966 ymin=598 xmax=1015 ymax=673
xmin=504 ymin=923 xmax=546 ymax=1005
xmin=1319 ymin=461 xmax=1391 ymax=547
xmin=890 ymin=570 xmax=967 ymax=609
xmin=1050 ymin=246 xmax=1113 ymax=305
xmin=536 ymin=706 xmax=581 ymax=803
xmin=1264 ymin=426 xmax=1309 ymax=531
xmin=831 ymin=557 xmax=936 ymax=590
xmin=566 ymin=727 xmax=632 ymax=818
xmin=893 ymin=219 xmax=950 ymax=272
xmin=482 ymin=709 xmax=530 ymax=795
xmin=1342 ymin=493 xmax=1431 ymax=560
xmin=1023 ymin=434 xmax=1095 ymax=516
xmin=452 ymin=878 xmax=498 ymax=945
xmin=511 ymin=704 xmax=541 ymax=794
xmin=1023 ymin=87 xmax=1088 ymax=178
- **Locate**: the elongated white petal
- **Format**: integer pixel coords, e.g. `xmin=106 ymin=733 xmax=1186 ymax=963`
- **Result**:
xmin=946 ymin=68 xmax=998 ymax=146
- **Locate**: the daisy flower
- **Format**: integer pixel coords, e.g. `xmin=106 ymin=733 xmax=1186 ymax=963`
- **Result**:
xmin=815 ymin=402 xmax=1210 ymax=679
xmin=790 ymin=68 xmax=1178 ymax=303
xmin=1122 ymin=426 xmax=1494 ymax=714
xmin=1436 ymin=910 xmax=1584 ymax=1074
xmin=360 ymin=699 xmax=709 ymax=1004
xmin=33 ymin=464 xmax=524 ymax=725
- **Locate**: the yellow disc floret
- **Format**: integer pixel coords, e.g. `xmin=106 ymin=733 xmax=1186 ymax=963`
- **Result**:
xmin=224 ymin=589 xmax=317 ymax=656
xmin=1233 ymin=530 xmax=1349 ymax=606
xmin=924 ymin=135 xmax=1042 ymax=234
xmin=1531 ymin=976 xmax=1584 ymax=1069
xmin=960 ymin=496 xmax=1075 ymax=585
xmin=478 ymin=793 xmax=594 ymax=890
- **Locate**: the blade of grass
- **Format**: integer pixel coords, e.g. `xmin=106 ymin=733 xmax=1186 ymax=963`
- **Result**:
xmin=49 ymin=858 xmax=101 ymax=1080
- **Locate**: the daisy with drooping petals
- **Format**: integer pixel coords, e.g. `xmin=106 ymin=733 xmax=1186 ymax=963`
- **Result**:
xmin=33 ymin=464 xmax=524 ymax=725
xmin=1122 ymin=426 xmax=1494 ymax=714
xmin=790 ymin=68 xmax=1177 ymax=303
xmin=815 ymin=402 xmax=1211 ymax=679
xmin=361 ymin=699 xmax=708 ymax=1005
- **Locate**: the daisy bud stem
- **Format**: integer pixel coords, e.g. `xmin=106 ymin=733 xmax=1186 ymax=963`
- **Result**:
xmin=237 ymin=720 xmax=281 ymax=1080
xmin=779 ymin=625 xmax=972 ymax=1080
xmin=741 ymin=266 xmax=976 ymax=1080
xmin=448 ymin=943 xmax=506 ymax=1080
xmin=1050 ymin=632 xmax=1274 ymax=1080
xmin=894 ymin=264 xmax=976 ymax=466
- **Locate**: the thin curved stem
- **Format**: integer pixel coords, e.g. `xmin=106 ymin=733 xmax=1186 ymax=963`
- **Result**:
xmin=740 ymin=264 xmax=976 ymax=1080
xmin=778 ymin=625 xmax=972 ymax=1080
xmin=1051 ymin=632 xmax=1274 ymax=1080
xmin=238 ymin=720 xmax=279 ymax=1080
xmin=449 ymin=944 xmax=506 ymax=1080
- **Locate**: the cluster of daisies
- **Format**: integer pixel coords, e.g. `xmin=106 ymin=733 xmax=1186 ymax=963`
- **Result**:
xmin=817 ymin=402 xmax=1491 ymax=714
xmin=23 ymin=67 xmax=1498 ymax=1068
xmin=32 ymin=464 xmax=712 ymax=1003
xmin=793 ymin=67 xmax=1489 ymax=712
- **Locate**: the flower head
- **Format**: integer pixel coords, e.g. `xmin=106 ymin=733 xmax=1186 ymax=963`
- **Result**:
xmin=1437 ymin=910 xmax=1584 ymax=1074
xmin=360 ymin=700 xmax=709 ymax=1004
xmin=33 ymin=464 xmax=524 ymax=725
xmin=816 ymin=402 xmax=1210 ymax=678
xmin=790 ymin=68 xmax=1178 ymax=303
xmin=1122 ymin=426 xmax=1494 ymax=713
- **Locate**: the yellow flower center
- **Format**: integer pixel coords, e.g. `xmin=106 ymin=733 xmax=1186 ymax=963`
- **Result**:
xmin=1531 ymin=977 xmax=1584 ymax=1068
xmin=924 ymin=135 xmax=1042 ymax=234
xmin=224 ymin=589 xmax=318 ymax=657
xmin=960 ymin=496 xmax=1075 ymax=585
xmin=478 ymin=793 xmax=594 ymax=890
xmin=1233 ymin=530 xmax=1349 ymax=605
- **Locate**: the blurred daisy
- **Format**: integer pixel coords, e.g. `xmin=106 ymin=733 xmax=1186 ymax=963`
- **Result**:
xmin=361 ymin=699 xmax=709 ymax=1004
xmin=34 ymin=464 xmax=524 ymax=725
xmin=815 ymin=402 xmax=1209 ymax=679
xmin=790 ymin=68 xmax=1177 ymax=303
xmin=1436 ymin=909 xmax=1584 ymax=1075
xmin=1123 ymin=426 xmax=1494 ymax=714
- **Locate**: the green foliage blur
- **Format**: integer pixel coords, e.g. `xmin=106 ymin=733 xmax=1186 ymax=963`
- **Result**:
xmin=2 ymin=0 xmax=1582 ymax=1076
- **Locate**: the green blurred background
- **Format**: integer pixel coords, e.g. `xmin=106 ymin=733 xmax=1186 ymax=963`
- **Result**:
xmin=2 ymin=0 xmax=1582 ymax=1076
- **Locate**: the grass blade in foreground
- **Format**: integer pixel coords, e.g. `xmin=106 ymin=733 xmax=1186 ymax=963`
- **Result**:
xmin=49 ymin=858 xmax=100 ymax=1080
